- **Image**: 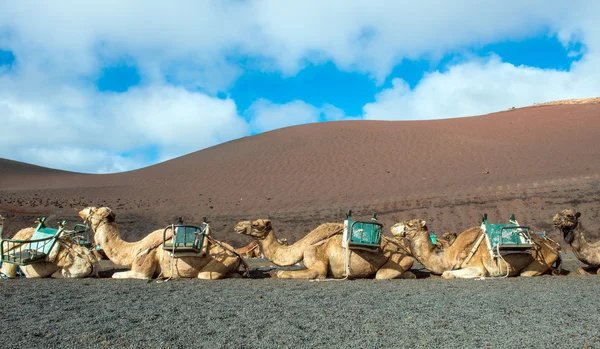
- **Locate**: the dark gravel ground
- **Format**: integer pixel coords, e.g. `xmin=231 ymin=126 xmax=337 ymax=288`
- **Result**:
xmin=1 ymin=258 xmax=600 ymax=349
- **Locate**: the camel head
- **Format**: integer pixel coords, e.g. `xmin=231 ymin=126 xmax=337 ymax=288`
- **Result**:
xmin=552 ymin=209 xmax=581 ymax=244
xmin=391 ymin=219 xmax=427 ymax=239
xmin=78 ymin=207 xmax=116 ymax=232
xmin=234 ymin=219 xmax=272 ymax=239
xmin=45 ymin=233 xmax=99 ymax=278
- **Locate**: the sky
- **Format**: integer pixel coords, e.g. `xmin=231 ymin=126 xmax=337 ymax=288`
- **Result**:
xmin=1 ymin=1 xmax=599 ymax=174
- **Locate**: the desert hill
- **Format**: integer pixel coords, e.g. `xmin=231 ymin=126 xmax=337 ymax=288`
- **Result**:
xmin=1 ymin=101 xmax=600 ymax=246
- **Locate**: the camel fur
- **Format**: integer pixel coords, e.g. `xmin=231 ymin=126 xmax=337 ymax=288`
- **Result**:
xmin=553 ymin=209 xmax=600 ymax=275
xmin=0 ymin=219 xmax=98 ymax=278
xmin=234 ymin=241 xmax=261 ymax=258
xmin=79 ymin=207 xmax=242 ymax=279
xmin=234 ymin=219 xmax=415 ymax=279
xmin=391 ymin=219 xmax=561 ymax=279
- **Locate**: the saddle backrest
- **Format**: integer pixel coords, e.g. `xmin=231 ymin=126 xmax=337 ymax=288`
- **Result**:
xmin=26 ymin=218 xmax=65 ymax=255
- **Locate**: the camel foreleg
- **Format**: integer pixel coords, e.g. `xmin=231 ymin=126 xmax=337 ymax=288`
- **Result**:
xmin=112 ymin=270 xmax=153 ymax=279
xmin=275 ymin=262 xmax=328 ymax=279
xmin=442 ymin=266 xmax=485 ymax=279
xmin=375 ymin=254 xmax=415 ymax=280
xmin=197 ymin=255 xmax=240 ymax=280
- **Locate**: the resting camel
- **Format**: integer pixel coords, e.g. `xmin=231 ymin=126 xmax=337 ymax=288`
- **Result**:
xmin=553 ymin=209 xmax=600 ymax=275
xmin=234 ymin=241 xmax=261 ymax=258
xmin=79 ymin=207 xmax=243 ymax=279
xmin=391 ymin=219 xmax=561 ymax=279
xmin=234 ymin=219 xmax=415 ymax=279
xmin=0 ymin=218 xmax=98 ymax=278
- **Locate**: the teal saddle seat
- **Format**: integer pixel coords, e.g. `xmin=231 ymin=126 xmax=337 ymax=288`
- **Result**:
xmin=481 ymin=214 xmax=535 ymax=251
xmin=163 ymin=219 xmax=208 ymax=253
xmin=343 ymin=211 xmax=382 ymax=249
xmin=0 ymin=217 xmax=65 ymax=265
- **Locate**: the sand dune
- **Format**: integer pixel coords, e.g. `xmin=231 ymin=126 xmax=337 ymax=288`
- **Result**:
xmin=1 ymin=102 xmax=599 ymax=246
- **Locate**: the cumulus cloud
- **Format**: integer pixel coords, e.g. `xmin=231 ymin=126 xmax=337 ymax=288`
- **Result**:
xmin=1 ymin=1 xmax=597 ymax=84
xmin=0 ymin=71 xmax=249 ymax=173
xmin=246 ymin=100 xmax=355 ymax=134
xmin=363 ymin=55 xmax=600 ymax=121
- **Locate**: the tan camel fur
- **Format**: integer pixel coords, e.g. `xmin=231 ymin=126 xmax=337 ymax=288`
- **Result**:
xmin=391 ymin=219 xmax=561 ymax=279
xmin=553 ymin=209 xmax=600 ymax=275
xmin=0 ymin=222 xmax=98 ymax=278
xmin=234 ymin=219 xmax=415 ymax=279
xmin=79 ymin=207 xmax=242 ymax=279
xmin=234 ymin=241 xmax=261 ymax=258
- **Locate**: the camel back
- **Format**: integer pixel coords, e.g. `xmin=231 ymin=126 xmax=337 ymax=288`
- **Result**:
xmin=0 ymin=217 xmax=65 ymax=266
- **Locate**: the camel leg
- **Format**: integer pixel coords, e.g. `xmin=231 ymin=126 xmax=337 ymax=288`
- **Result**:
xmin=198 ymin=251 xmax=240 ymax=280
xmin=442 ymin=267 xmax=484 ymax=279
xmin=574 ymin=266 xmax=599 ymax=275
xmin=197 ymin=258 xmax=236 ymax=280
xmin=50 ymin=270 xmax=66 ymax=278
xmin=519 ymin=263 xmax=548 ymax=277
xmin=0 ymin=264 xmax=18 ymax=278
xmin=275 ymin=262 xmax=328 ymax=279
xmin=375 ymin=255 xmax=415 ymax=280
xmin=111 ymin=270 xmax=153 ymax=279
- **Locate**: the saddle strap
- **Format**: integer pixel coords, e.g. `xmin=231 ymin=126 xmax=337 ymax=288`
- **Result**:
xmin=459 ymin=232 xmax=486 ymax=269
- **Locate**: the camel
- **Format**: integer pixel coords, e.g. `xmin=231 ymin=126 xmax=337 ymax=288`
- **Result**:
xmin=553 ymin=209 xmax=600 ymax=275
xmin=79 ymin=207 xmax=243 ymax=279
xmin=0 ymin=218 xmax=98 ymax=278
xmin=442 ymin=232 xmax=458 ymax=246
xmin=391 ymin=219 xmax=561 ymax=279
xmin=234 ymin=241 xmax=261 ymax=258
xmin=234 ymin=219 xmax=415 ymax=279
xmin=235 ymin=238 xmax=289 ymax=258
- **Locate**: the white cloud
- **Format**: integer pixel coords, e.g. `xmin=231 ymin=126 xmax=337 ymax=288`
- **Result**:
xmin=363 ymin=55 xmax=600 ymax=121
xmin=246 ymin=99 xmax=320 ymax=133
xmin=246 ymin=100 xmax=356 ymax=134
xmin=2 ymin=1 xmax=599 ymax=84
xmin=0 ymin=72 xmax=249 ymax=173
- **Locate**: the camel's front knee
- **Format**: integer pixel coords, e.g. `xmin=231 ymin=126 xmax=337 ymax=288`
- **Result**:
xmin=197 ymin=271 xmax=226 ymax=280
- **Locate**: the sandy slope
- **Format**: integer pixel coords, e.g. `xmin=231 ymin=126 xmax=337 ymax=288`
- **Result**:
xmin=1 ymin=102 xmax=600 ymax=247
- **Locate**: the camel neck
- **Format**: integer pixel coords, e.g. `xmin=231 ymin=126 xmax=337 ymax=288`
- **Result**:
xmin=408 ymin=230 xmax=446 ymax=274
xmin=258 ymin=230 xmax=307 ymax=266
xmin=570 ymin=222 xmax=589 ymax=251
xmin=95 ymin=221 xmax=137 ymax=267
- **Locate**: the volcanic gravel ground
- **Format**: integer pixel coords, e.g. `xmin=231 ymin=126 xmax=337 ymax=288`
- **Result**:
xmin=1 ymin=258 xmax=600 ymax=349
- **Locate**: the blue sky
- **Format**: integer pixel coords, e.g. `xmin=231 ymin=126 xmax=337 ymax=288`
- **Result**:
xmin=1 ymin=2 xmax=599 ymax=173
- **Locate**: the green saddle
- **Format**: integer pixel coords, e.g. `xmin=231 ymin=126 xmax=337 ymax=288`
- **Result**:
xmin=1 ymin=217 xmax=65 ymax=265
xmin=343 ymin=211 xmax=382 ymax=248
xmin=481 ymin=214 xmax=535 ymax=251
xmin=163 ymin=224 xmax=207 ymax=253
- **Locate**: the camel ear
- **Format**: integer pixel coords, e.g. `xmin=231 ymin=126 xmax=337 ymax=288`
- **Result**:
xmin=420 ymin=220 xmax=426 ymax=228
xmin=265 ymin=220 xmax=272 ymax=228
xmin=575 ymin=212 xmax=581 ymax=218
